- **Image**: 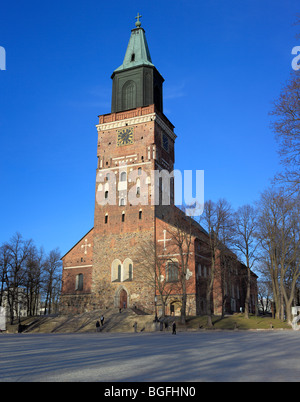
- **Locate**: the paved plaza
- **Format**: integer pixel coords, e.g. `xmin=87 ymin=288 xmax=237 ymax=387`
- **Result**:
xmin=0 ymin=330 xmax=299 ymax=382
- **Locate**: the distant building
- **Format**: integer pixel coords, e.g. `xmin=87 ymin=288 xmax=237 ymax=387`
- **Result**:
xmin=1 ymin=288 xmax=41 ymax=318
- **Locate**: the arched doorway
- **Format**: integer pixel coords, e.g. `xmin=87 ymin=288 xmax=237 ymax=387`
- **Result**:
xmin=170 ymin=300 xmax=181 ymax=316
xmin=120 ymin=289 xmax=127 ymax=309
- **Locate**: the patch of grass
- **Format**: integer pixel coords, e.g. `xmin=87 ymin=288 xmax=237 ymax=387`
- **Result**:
xmin=183 ymin=313 xmax=291 ymax=330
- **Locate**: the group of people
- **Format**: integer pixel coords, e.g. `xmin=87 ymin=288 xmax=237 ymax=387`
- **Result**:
xmin=134 ymin=319 xmax=177 ymax=334
xmin=96 ymin=314 xmax=105 ymax=332
xmin=96 ymin=313 xmax=177 ymax=335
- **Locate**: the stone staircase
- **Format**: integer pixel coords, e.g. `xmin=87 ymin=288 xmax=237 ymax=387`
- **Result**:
xmin=7 ymin=307 xmax=157 ymax=334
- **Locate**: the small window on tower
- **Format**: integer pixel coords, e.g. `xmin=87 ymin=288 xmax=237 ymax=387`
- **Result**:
xmin=105 ymin=215 xmax=108 ymax=224
xmin=122 ymin=213 xmax=125 ymax=222
xmin=139 ymin=210 xmax=142 ymax=220
xmin=131 ymin=53 xmax=135 ymax=62
xmin=120 ymin=172 xmax=127 ymax=182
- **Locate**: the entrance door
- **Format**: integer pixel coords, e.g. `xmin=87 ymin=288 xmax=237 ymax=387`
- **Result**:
xmin=120 ymin=289 xmax=127 ymax=309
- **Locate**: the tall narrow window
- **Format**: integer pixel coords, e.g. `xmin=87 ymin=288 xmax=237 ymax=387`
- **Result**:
xmin=122 ymin=80 xmax=136 ymax=110
xmin=75 ymin=274 xmax=83 ymax=291
xmin=166 ymin=262 xmax=179 ymax=282
xmin=105 ymin=191 xmax=108 ymax=199
xmin=105 ymin=214 xmax=108 ymax=224
xmin=139 ymin=210 xmax=142 ymax=220
xmin=112 ymin=259 xmax=122 ymax=282
xmin=129 ymin=264 xmax=133 ymax=280
xmin=131 ymin=53 xmax=135 ymax=62
xmin=122 ymin=213 xmax=125 ymax=222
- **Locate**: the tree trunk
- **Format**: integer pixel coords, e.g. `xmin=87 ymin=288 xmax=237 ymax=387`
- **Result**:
xmin=244 ymin=265 xmax=251 ymax=319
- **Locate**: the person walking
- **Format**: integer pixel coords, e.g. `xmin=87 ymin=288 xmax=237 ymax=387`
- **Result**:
xmin=133 ymin=321 xmax=138 ymax=333
xmin=172 ymin=321 xmax=176 ymax=335
xmin=100 ymin=315 xmax=104 ymax=326
xmin=96 ymin=320 xmax=101 ymax=332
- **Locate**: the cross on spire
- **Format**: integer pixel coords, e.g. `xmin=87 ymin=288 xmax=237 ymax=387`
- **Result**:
xmin=135 ymin=12 xmax=142 ymax=27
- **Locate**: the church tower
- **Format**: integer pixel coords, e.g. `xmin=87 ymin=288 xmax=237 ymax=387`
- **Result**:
xmin=92 ymin=14 xmax=176 ymax=312
xmin=60 ymin=15 xmax=178 ymax=314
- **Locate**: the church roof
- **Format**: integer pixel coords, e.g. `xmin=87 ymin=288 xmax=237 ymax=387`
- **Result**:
xmin=113 ymin=21 xmax=154 ymax=73
xmin=61 ymin=227 xmax=94 ymax=260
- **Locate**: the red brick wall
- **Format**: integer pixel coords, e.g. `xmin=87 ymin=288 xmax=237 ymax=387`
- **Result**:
xmin=60 ymin=229 xmax=94 ymax=314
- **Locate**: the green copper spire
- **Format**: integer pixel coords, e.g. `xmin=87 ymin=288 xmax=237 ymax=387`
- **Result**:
xmin=114 ymin=14 xmax=154 ymax=73
xmin=111 ymin=15 xmax=164 ymax=113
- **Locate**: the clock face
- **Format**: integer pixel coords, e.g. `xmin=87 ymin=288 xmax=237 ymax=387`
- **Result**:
xmin=162 ymin=133 xmax=169 ymax=152
xmin=117 ymin=127 xmax=134 ymax=146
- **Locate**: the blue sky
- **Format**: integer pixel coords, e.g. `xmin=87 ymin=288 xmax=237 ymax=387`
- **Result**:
xmin=0 ymin=0 xmax=299 ymax=256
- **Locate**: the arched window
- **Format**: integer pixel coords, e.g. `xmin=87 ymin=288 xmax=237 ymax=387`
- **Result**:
xmin=166 ymin=261 xmax=179 ymax=282
xmin=75 ymin=274 xmax=83 ymax=291
xmin=120 ymin=171 xmax=127 ymax=182
xmin=122 ymin=80 xmax=136 ymax=110
xmin=111 ymin=260 xmax=122 ymax=282
xmin=136 ymin=178 xmax=140 ymax=195
xmin=123 ymin=258 xmax=133 ymax=281
xmin=120 ymin=198 xmax=125 ymax=206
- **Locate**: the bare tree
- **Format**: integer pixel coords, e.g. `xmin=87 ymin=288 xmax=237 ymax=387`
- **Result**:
xmin=233 ymin=205 xmax=258 ymax=318
xmin=256 ymin=188 xmax=300 ymax=323
xmin=200 ymin=199 xmax=233 ymax=327
xmin=270 ymin=72 xmax=300 ymax=193
xmin=135 ymin=239 xmax=178 ymax=318
xmin=42 ymin=248 xmax=62 ymax=315
xmin=25 ymin=246 xmax=44 ymax=316
xmin=4 ymin=233 xmax=33 ymax=324
xmin=0 ymin=244 xmax=9 ymax=307
xmin=165 ymin=215 xmax=194 ymax=324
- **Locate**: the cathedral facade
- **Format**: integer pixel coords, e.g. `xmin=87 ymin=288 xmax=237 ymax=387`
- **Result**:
xmin=60 ymin=17 xmax=257 ymax=317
